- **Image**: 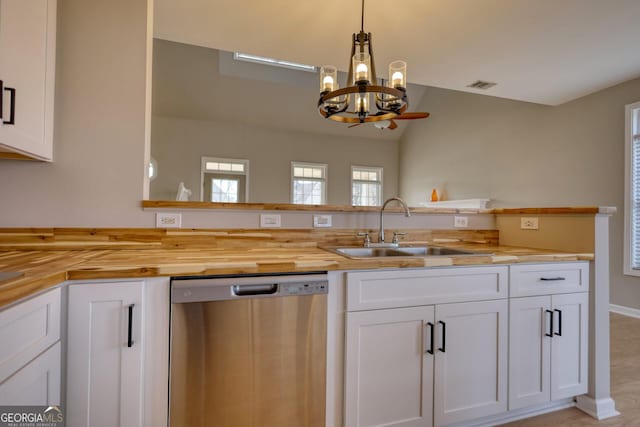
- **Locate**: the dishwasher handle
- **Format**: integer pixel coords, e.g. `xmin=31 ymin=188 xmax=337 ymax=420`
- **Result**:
xmin=233 ymin=284 xmax=278 ymax=296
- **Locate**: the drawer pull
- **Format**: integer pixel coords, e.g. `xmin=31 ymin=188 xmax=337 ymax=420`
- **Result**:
xmin=545 ymin=309 xmax=554 ymax=337
xmin=3 ymin=86 xmax=15 ymax=125
xmin=127 ymin=304 xmax=134 ymax=348
xmin=540 ymin=277 xmax=566 ymax=281
xmin=438 ymin=321 xmax=446 ymax=352
xmin=425 ymin=322 xmax=434 ymax=355
xmin=554 ymin=309 xmax=563 ymax=336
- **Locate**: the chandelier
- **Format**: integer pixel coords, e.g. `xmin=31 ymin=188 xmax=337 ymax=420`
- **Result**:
xmin=317 ymin=0 xmax=409 ymax=125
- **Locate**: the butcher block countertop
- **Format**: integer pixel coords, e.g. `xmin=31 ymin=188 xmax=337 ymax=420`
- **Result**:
xmin=0 ymin=244 xmax=594 ymax=308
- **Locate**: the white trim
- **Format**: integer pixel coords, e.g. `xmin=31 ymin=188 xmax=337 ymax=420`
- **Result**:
xmin=350 ymin=165 xmax=383 ymax=207
xmin=624 ymin=101 xmax=640 ymax=276
xmin=609 ymin=303 xmax=640 ymax=319
xmin=445 ymin=398 xmax=575 ymax=427
xmin=233 ymin=52 xmax=316 ymax=73
xmin=200 ymin=156 xmax=250 ymax=202
xmin=575 ymin=395 xmax=620 ymax=420
xmin=290 ymin=161 xmax=327 ymax=204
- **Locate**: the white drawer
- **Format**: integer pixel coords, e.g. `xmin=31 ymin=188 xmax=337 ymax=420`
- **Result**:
xmin=346 ymin=266 xmax=508 ymax=311
xmin=0 ymin=288 xmax=61 ymax=382
xmin=509 ymin=262 xmax=589 ymax=297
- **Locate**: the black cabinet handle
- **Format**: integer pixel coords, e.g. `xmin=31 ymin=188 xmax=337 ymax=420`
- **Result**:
xmin=3 ymin=87 xmax=15 ymax=125
xmin=0 ymin=80 xmax=3 ymax=120
xmin=554 ymin=309 xmax=563 ymax=336
xmin=545 ymin=309 xmax=554 ymax=337
xmin=438 ymin=320 xmax=446 ymax=352
xmin=425 ymin=322 xmax=434 ymax=355
xmin=540 ymin=277 xmax=566 ymax=281
xmin=127 ymin=304 xmax=134 ymax=348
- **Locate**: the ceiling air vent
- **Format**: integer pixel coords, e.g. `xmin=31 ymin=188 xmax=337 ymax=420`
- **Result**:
xmin=467 ymin=80 xmax=497 ymax=90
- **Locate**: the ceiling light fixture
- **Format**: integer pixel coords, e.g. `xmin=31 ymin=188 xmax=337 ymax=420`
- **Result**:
xmin=317 ymin=0 xmax=410 ymax=125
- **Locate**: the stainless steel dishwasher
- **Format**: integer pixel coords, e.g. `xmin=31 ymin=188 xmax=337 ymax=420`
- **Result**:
xmin=169 ymin=272 xmax=328 ymax=427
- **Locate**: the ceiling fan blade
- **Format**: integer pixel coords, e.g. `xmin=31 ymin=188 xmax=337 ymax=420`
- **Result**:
xmin=348 ymin=123 xmax=361 ymax=128
xmin=388 ymin=119 xmax=398 ymax=130
xmin=394 ymin=112 xmax=430 ymax=120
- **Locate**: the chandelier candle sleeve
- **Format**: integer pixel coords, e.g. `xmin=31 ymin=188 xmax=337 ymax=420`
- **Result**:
xmin=389 ymin=61 xmax=407 ymax=89
xmin=320 ymin=66 xmax=337 ymax=92
xmin=353 ymin=52 xmax=371 ymax=83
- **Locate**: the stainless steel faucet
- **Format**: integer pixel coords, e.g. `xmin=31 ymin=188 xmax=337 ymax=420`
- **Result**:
xmin=378 ymin=197 xmax=411 ymax=244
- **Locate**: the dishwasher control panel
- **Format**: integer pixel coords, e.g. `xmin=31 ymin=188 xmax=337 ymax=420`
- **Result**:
xmin=280 ymin=281 xmax=328 ymax=296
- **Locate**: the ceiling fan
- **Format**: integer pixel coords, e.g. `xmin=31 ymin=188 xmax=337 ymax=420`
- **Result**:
xmin=348 ymin=112 xmax=430 ymax=130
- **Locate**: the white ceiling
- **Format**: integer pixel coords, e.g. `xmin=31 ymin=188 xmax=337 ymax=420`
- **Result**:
xmin=154 ymin=0 xmax=640 ymax=106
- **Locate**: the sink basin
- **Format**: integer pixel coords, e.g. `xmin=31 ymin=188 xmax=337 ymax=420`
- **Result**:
xmin=328 ymin=246 xmax=487 ymax=259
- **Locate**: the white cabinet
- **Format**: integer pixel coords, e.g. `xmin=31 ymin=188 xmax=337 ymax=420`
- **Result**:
xmin=433 ymin=300 xmax=508 ymax=426
xmin=0 ymin=287 xmax=61 ymax=405
xmin=345 ymin=306 xmax=434 ymax=427
xmin=344 ymin=266 xmax=509 ymax=427
xmin=509 ymin=292 xmax=589 ymax=410
xmin=0 ymin=342 xmax=60 ymax=405
xmin=66 ymin=281 xmax=144 ymax=427
xmin=0 ymin=0 xmax=56 ymax=161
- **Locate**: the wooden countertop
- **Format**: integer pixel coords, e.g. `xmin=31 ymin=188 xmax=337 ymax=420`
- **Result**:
xmin=0 ymin=244 xmax=593 ymax=308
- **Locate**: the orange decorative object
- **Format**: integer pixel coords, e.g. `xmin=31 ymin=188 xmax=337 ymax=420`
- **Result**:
xmin=431 ymin=188 xmax=439 ymax=202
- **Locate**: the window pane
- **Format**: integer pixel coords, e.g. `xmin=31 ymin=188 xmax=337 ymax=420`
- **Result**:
xmin=212 ymin=178 xmax=239 ymax=202
xmin=293 ymin=179 xmax=324 ymax=204
xmin=353 ymin=171 xmax=361 ymax=180
xmin=231 ymin=164 xmax=244 ymax=172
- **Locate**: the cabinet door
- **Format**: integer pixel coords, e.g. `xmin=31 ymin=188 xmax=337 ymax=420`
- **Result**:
xmin=508 ymin=296 xmax=551 ymax=410
xmin=67 ymin=281 xmax=144 ymax=427
xmin=0 ymin=341 xmax=60 ymax=405
xmin=434 ymin=300 xmax=508 ymax=426
xmin=345 ymin=306 xmax=434 ymax=427
xmin=551 ymin=292 xmax=588 ymax=400
xmin=0 ymin=0 xmax=56 ymax=160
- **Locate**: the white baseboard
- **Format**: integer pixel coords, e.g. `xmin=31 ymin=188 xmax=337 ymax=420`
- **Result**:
xmin=575 ymin=395 xmax=620 ymax=420
xmin=609 ymin=303 xmax=640 ymax=319
xmin=448 ymin=399 xmax=575 ymax=427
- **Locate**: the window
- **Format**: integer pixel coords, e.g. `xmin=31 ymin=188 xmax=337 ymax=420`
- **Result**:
xmin=625 ymin=101 xmax=640 ymax=276
xmin=291 ymin=162 xmax=327 ymax=204
xmin=201 ymin=157 xmax=249 ymax=203
xmin=233 ymin=52 xmax=316 ymax=72
xmin=351 ymin=166 xmax=383 ymax=206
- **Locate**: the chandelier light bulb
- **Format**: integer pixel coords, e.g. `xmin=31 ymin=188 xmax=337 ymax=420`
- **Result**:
xmin=322 ymin=75 xmax=335 ymax=92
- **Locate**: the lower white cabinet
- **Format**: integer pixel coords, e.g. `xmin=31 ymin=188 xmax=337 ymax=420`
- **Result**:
xmin=509 ymin=292 xmax=589 ymax=410
xmin=0 ymin=287 xmax=61 ymax=405
xmin=345 ymin=298 xmax=508 ymax=427
xmin=433 ymin=300 xmax=508 ymax=426
xmin=345 ymin=306 xmax=434 ymax=427
xmin=0 ymin=341 xmax=60 ymax=405
xmin=66 ymin=281 xmax=144 ymax=427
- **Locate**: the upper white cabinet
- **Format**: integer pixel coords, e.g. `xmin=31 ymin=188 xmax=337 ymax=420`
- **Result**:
xmin=67 ymin=281 xmax=144 ymax=427
xmin=0 ymin=0 xmax=56 ymax=161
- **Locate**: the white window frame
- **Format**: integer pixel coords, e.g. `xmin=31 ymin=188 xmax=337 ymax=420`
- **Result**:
xmin=200 ymin=157 xmax=250 ymax=202
xmin=290 ymin=162 xmax=327 ymax=205
xmin=351 ymin=165 xmax=383 ymax=207
xmin=624 ymin=101 xmax=640 ymax=276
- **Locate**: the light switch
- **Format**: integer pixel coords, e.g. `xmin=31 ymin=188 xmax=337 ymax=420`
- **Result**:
xmin=260 ymin=214 xmax=281 ymax=228
xmin=313 ymin=215 xmax=332 ymax=228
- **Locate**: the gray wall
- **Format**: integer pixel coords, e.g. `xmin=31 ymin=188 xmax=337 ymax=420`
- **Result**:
xmin=151 ymin=116 xmax=399 ymax=204
xmin=0 ymin=0 xmax=153 ymax=227
xmin=399 ymin=77 xmax=640 ymax=308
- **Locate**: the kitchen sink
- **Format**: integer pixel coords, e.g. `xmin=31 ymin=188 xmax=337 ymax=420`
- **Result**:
xmin=326 ymin=246 xmax=489 ymax=259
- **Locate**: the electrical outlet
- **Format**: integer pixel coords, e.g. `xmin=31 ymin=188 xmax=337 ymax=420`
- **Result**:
xmin=156 ymin=212 xmax=182 ymax=228
xmin=313 ymin=215 xmax=332 ymax=228
xmin=454 ymin=216 xmax=468 ymax=228
xmin=260 ymin=214 xmax=281 ymax=228
xmin=521 ymin=217 xmax=539 ymax=230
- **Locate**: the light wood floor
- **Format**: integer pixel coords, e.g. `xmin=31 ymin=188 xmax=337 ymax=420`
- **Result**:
xmin=500 ymin=313 xmax=640 ymax=427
